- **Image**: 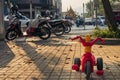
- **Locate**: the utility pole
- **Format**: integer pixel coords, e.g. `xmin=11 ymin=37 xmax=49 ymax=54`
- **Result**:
xmin=0 ymin=0 xmax=5 ymax=40
xmin=95 ymin=6 xmax=97 ymax=28
xmin=30 ymin=0 xmax=32 ymax=25
xmin=83 ymin=3 xmax=85 ymax=30
xmin=90 ymin=0 xmax=92 ymax=17
xmin=91 ymin=0 xmax=94 ymax=19
xmin=6 ymin=0 xmax=12 ymax=24
xmin=94 ymin=0 xmax=99 ymax=28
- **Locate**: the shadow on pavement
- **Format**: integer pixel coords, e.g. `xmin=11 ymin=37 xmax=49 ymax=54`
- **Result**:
xmin=1 ymin=37 xmax=119 ymax=79
xmin=28 ymin=38 xmax=70 ymax=47
xmin=0 ymin=41 xmax=15 ymax=68
xmin=14 ymin=38 xmax=71 ymax=79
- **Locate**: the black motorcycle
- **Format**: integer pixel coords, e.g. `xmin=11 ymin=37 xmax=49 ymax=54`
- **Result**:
xmin=63 ymin=19 xmax=73 ymax=33
xmin=48 ymin=19 xmax=66 ymax=36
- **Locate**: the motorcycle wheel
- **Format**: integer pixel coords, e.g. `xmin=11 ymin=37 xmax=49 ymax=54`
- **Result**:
xmin=5 ymin=30 xmax=17 ymax=40
xmin=39 ymin=27 xmax=51 ymax=40
xmin=65 ymin=25 xmax=71 ymax=33
xmin=53 ymin=24 xmax=65 ymax=36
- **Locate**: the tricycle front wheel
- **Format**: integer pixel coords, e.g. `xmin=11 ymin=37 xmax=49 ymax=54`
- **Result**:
xmin=84 ymin=61 xmax=91 ymax=80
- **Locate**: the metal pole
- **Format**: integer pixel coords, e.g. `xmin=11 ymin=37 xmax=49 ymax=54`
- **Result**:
xmin=0 ymin=0 xmax=5 ymax=40
xmin=83 ymin=3 xmax=85 ymax=30
xmin=90 ymin=0 xmax=92 ymax=17
xmin=30 ymin=0 xmax=32 ymax=25
xmin=6 ymin=0 xmax=12 ymax=24
xmin=95 ymin=6 xmax=98 ymax=28
xmin=91 ymin=0 xmax=94 ymax=19
xmin=94 ymin=0 xmax=98 ymax=28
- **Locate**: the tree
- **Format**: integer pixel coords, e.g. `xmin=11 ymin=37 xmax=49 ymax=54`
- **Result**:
xmin=86 ymin=1 xmax=94 ymax=17
xmin=86 ymin=0 xmax=119 ymax=17
xmin=97 ymin=0 xmax=105 ymax=16
xmin=86 ymin=0 xmax=105 ymax=17
xmin=101 ymin=0 xmax=118 ymax=31
xmin=86 ymin=0 xmax=119 ymax=31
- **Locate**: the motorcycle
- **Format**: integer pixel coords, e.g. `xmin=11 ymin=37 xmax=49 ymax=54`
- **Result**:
xmin=27 ymin=16 xmax=66 ymax=36
xmin=48 ymin=19 xmax=66 ymax=36
xmin=5 ymin=13 xmax=51 ymax=41
xmin=62 ymin=19 xmax=73 ymax=33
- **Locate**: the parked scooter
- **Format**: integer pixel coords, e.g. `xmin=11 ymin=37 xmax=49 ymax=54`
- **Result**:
xmin=5 ymin=13 xmax=51 ymax=40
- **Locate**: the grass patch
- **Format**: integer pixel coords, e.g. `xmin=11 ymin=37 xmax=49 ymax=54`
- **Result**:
xmin=92 ymin=27 xmax=120 ymax=38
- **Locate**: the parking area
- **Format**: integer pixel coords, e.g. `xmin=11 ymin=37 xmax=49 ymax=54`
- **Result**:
xmin=0 ymin=36 xmax=120 ymax=80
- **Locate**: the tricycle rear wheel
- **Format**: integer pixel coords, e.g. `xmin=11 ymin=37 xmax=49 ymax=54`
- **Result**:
xmin=97 ymin=57 xmax=103 ymax=70
xmin=74 ymin=58 xmax=80 ymax=71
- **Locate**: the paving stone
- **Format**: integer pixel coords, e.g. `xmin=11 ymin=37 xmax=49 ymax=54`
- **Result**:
xmin=0 ymin=36 xmax=120 ymax=80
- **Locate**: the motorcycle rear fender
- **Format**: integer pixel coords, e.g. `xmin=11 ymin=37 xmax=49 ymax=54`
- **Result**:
xmin=38 ymin=21 xmax=51 ymax=28
xmin=38 ymin=20 xmax=47 ymax=26
xmin=7 ymin=27 xmax=15 ymax=31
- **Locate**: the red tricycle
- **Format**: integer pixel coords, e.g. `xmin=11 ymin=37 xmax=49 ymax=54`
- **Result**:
xmin=71 ymin=35 xmax=104 ymax=80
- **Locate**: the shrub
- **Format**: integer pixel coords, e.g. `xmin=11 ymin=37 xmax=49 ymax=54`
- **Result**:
xmin=92 ymin=27 xmax=120 ymax=38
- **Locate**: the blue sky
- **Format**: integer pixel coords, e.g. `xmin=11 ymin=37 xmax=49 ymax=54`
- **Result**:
xmin=62 ymin=0 xmax=89 ymax=14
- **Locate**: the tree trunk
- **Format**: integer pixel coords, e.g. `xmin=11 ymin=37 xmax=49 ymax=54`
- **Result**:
xmin=101 ymin=0 xmax=118 ymax=31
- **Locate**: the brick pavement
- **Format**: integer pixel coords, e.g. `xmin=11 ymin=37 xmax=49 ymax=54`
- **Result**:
xmin=0 ymin=36 xmax=120 ymax=80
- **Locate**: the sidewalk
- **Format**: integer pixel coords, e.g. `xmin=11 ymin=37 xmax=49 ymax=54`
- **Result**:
xmin=0 ymin=35 xmax=120 ymax=80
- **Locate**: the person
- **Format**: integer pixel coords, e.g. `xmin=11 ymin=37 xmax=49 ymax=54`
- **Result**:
xmin=46 ymin=10 xmax=50 ymax=17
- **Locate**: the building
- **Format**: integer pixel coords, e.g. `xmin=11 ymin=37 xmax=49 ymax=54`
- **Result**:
xmin=5 ymin=0 xmax=62 ymax=18
xmin=15 ymin=0 xmax=41 ymax=18
xmin=55 ymin=0 xmax=62 ymax=17
xmin=62 ymin=6 xmax=77 ymax=20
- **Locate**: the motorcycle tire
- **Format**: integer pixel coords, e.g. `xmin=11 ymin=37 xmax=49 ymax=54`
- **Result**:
xmin=65 ymin=25 xmax=71 ymax=33
xmin=84 ymin=61 xmax=91 ymax=80
xmin=53 ymin=24 xmax=65 ymax=36
xmin=39 ymin=27 xmax=51 ymax=40
xmin=5 ymin=30 xmax=17 ymax=40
